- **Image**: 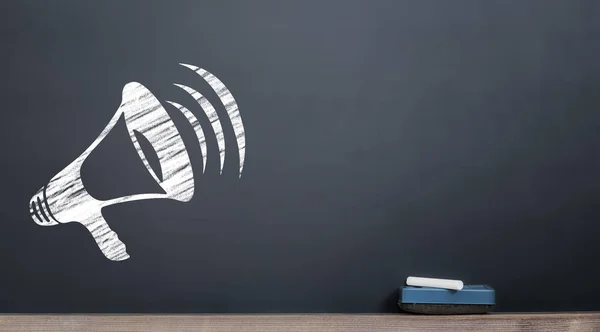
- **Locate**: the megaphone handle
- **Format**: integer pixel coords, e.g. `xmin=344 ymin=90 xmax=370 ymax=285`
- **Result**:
xmin=84 ymin=213 xmax=130 ymax=261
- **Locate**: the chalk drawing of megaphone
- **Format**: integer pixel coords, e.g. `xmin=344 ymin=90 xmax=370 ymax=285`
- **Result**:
xmin=28 ymin=64 xmax=246 ymax=261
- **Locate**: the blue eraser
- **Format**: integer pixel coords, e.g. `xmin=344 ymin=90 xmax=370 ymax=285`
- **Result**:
xmin=401 ymin=285 xmax=495 ymax=305
xmin=398 ymin=285 xmax=495 ymax=314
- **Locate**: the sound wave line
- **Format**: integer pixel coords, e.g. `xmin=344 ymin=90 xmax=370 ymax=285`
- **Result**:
xmin=180 ymin=64 xmax=246 ymax=178
xmin=174 ymin=83 xmax=226 ymax=175
xmin=166 ymin=100 xmax=208 ymax=173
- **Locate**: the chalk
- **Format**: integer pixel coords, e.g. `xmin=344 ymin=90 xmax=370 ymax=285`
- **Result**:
xmin=406 ymin=276 xmax=464 ymax=290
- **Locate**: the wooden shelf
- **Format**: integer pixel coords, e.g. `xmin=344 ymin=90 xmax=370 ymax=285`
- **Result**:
xmin=1 ymin=313 xmax=599 ymax=331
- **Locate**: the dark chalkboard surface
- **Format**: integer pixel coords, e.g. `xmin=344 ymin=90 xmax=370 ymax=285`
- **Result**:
xmin=1 ymin=0 xmax=600 ymax=313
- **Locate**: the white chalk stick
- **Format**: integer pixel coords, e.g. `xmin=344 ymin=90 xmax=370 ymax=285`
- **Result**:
xmin=406 ymin=276 xmax=464 ymax=290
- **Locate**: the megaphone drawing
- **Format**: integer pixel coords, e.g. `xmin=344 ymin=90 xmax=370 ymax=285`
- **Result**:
xmin=28 ymin=63 xmax=246 ymax=261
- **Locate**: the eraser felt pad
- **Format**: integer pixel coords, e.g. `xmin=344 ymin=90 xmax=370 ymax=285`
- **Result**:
xmin=398 ymin=303 xmax=495 ymax=315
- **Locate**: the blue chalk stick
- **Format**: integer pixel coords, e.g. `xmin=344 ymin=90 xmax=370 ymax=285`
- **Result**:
xmin=400 ymin=285 xmax=495 ymax=305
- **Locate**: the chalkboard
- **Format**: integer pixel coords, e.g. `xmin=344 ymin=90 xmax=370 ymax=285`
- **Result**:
xmin=2 ymin=0 xmax=600 ymax=313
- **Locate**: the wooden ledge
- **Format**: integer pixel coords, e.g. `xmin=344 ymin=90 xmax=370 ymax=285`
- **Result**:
xmin=1 ymin=313 xmax=599 ymax=331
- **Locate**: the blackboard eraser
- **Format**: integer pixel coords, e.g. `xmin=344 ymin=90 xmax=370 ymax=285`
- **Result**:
xmin=398 ymin=285 xmax=495 ymax=315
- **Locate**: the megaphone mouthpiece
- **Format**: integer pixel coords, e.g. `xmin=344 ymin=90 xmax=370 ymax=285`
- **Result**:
xmin=29 ymin=185 xmax=58 ymax=226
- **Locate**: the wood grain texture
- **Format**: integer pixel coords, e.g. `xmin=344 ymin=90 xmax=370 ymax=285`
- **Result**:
xmin=0 ymin=313 xmax=598 ymax=332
